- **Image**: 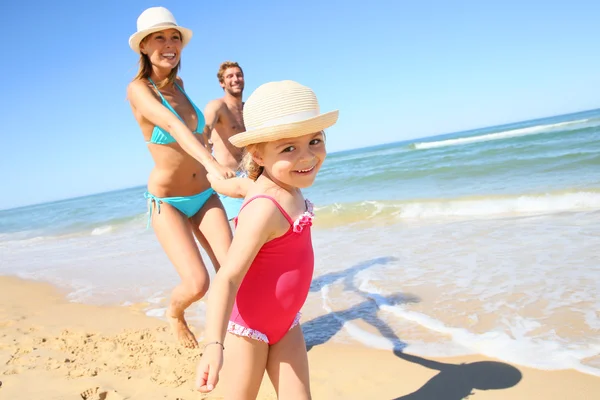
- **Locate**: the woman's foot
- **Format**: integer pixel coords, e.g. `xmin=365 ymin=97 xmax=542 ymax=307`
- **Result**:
xmin=167 ymin=312 xmax=198 ymax=348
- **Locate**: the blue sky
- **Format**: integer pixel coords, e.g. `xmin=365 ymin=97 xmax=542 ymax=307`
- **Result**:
xmin=3 ymin=0 xmax=600 ymax=210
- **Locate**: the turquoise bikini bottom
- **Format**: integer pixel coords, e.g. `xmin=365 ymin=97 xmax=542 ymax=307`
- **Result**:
xmin=218 ymin=170 xmax=247 ymax=221
xmin=144 ymin=188 xmax=215 ymax=228
xmin=219 ymin=194 xmax=244 ymax=221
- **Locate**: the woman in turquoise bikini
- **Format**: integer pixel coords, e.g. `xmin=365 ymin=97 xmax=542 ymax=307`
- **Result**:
xmin=127 ymin=7 xmax=235 ymax=348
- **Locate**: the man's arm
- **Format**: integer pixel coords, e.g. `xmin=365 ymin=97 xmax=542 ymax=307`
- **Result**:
xmin=202 ymin=99 xmax=222 ymax=146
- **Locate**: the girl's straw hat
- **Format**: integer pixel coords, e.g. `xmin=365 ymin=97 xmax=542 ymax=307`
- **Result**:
xmin=129 ymin=7 xmax=193 ymax=54
xmin=229 ymin=80 xmax=339 ymax=148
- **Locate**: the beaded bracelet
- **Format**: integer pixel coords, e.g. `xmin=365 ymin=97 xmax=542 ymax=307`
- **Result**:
xmin=204 ymin=341 xmax=225 ymax=351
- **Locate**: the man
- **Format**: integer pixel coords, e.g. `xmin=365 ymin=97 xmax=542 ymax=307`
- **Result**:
xmin=203 ymin=61 xmax=246 ymax=221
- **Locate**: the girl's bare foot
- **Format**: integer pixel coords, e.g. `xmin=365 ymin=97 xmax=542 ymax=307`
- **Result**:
xmin=167 ymin=313 xmax=198 ymax=348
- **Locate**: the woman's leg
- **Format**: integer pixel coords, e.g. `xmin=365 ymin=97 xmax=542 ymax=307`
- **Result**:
xmin=266 ymin=325 xmax=312 ymax=400
xmin=151 ymin=202 xmax=210 ymax=348
xmin=191 ymin=194 xmax=232 ymax=273
xmin=221 ymin=332 xmax=269 ymax=400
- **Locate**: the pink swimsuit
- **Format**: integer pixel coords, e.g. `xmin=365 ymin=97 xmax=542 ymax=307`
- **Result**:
xmin=227 ymin=195 xmax=315 ymax=344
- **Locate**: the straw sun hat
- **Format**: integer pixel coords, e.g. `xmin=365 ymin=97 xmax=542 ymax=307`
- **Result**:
xmin=129 ymin=7 xmax=193 ymax=54
xmin=229 ymin=80 xmax=339 ymax=148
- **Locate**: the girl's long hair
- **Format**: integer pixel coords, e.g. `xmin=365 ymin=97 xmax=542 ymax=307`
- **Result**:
xmin=242 ymin=145 xmax=264 ymax=181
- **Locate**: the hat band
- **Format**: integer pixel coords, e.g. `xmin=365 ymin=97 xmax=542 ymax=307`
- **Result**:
xmin=139 ymin=21 xmax=178 ymax=31
xmin=252 ymin=109 xmax=320 ymax=129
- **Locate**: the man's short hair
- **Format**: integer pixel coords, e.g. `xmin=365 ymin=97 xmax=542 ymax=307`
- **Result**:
xmin=217 ymin=61 xmax=243 ymax=83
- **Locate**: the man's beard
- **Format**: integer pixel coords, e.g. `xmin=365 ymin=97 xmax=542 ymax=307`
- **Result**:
xmin=226 ymin=86 xmax=244 ymax=98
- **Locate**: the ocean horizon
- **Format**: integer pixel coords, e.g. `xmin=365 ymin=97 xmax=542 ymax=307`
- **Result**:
xmin=4 ymin=106 xmax=598 ymax=213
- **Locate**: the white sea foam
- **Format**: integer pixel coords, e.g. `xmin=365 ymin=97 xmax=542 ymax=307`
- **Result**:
xmin=395 ymin=191 xmax=600 ymax=219
xmin=413 ymin=119 xmax=590 ymax=150
xmin=147 ymin=295 xmax=166 ymax=304
xmin=307 ymin=209 xmax=600 ymax=376
xmin=146 ymin=308 xmax=166 ymax=318
xmin=316 ymin=191 xmax=600 ymax=225
xmin=380 ymin=304 xmax=600 ymax=376
xmin=91 ymin=225 xmax=113 ymax=235
xmin=320 ymin=275 xmax=600 ymax=376
xmin=0 ymin=231 xmax=48 ymax=244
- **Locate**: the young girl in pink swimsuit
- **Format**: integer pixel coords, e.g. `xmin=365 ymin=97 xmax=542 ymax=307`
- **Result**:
xmin=195 ymin=80 xmax=339 ymax=399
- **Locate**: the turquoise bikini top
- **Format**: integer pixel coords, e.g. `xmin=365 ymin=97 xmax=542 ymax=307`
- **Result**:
xmin=147 ymin=78 xmax=205 ymax=145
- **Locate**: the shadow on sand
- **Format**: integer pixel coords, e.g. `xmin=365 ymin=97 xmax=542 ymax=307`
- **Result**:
xmin=392 ymin=351 xmax=522 ymax=399
xmin=302 ymin=256 xmax=522 ymax=399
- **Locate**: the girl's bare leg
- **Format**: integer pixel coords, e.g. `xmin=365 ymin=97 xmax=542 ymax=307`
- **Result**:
xmin=222 ymin=332 xmax=269 ymax=399
xmin=266 ymin=324 xmax=311 ymax=399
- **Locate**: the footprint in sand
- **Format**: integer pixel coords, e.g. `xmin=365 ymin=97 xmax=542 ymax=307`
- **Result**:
xmin=80 ymin=386 xmax=126 ymax=400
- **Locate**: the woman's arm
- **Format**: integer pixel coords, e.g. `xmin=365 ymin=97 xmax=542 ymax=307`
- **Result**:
xmin=195 ymin=198 xmax=284 ymax=392
xmin=127 ymin=80 xmax=235 ymax=179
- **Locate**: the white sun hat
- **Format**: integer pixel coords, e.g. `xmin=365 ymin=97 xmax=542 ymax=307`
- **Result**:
xmin=229 ymin=80 xmax=339 ymax=148
xmin=129 ymin=7 xmax=193 ymax=54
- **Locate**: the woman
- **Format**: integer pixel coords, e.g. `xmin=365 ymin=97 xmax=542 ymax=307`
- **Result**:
xmin=127 ymin=6 xmax=235 ymax=348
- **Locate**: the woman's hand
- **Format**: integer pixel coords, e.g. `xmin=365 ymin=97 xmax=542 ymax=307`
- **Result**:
xmin=205 ymin=160 xmax=236 ymax=180
xmin=195 ymin=343 xmax=224 ymax=393
xmin=206 ymin=172 xmax=220 ymax=187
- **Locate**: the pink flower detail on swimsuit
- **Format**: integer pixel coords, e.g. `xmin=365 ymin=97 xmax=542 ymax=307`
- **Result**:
xmin=293 ymin=200 xmax=314 ymax=233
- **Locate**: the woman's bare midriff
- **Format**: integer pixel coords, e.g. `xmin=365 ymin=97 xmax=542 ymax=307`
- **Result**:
xmin=147 ymin=143 xmax=212 ymax=197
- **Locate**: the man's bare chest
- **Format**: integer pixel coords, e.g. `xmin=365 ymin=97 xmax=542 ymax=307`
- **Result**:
xmin=220 ymin=105 xmax=245 ymax=133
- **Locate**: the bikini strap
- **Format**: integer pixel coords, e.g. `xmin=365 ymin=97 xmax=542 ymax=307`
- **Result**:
xmin=239 ymin=195 xmax=294 ymax=225
xmin=175 ymin=82 xmax=204 ymax=132
xmin=148 ymin=78 xmax=184 ymax=121
xmin=180 ymin=88 xmax=202 ymax=115
xmin=148 ymin=78 xmax=167 ymax=102
xmin=174 ymin=82 xmax=186 ymax=93
xmin=175 ymin=82 xmax=193 ymax=104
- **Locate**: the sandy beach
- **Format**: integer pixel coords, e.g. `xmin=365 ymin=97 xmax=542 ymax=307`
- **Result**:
xmin=0 ymin=276 xmax=597 ymax=399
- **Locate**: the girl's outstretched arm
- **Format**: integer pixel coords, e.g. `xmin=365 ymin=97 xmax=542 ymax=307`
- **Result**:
xmin=207 ymin=173 xmax=252 ymax=199
xmin=195 ymin=198 xmax=286 ymax=393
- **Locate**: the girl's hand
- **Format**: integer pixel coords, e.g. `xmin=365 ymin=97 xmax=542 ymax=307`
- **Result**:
xmin=195 ymin=343 xmax=224 ymax=393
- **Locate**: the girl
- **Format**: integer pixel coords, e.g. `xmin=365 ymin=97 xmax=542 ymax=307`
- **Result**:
xmin=126 ymin=7 xmax=235 ymax=348
xmin=195 ymin=80 xmax=339 ymax=399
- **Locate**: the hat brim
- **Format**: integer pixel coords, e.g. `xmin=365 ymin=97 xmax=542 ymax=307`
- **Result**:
xmin=129 ymin=25 xmax=193 ymax=54
xmin=229 ymin=110 xmax=339 ymax=148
